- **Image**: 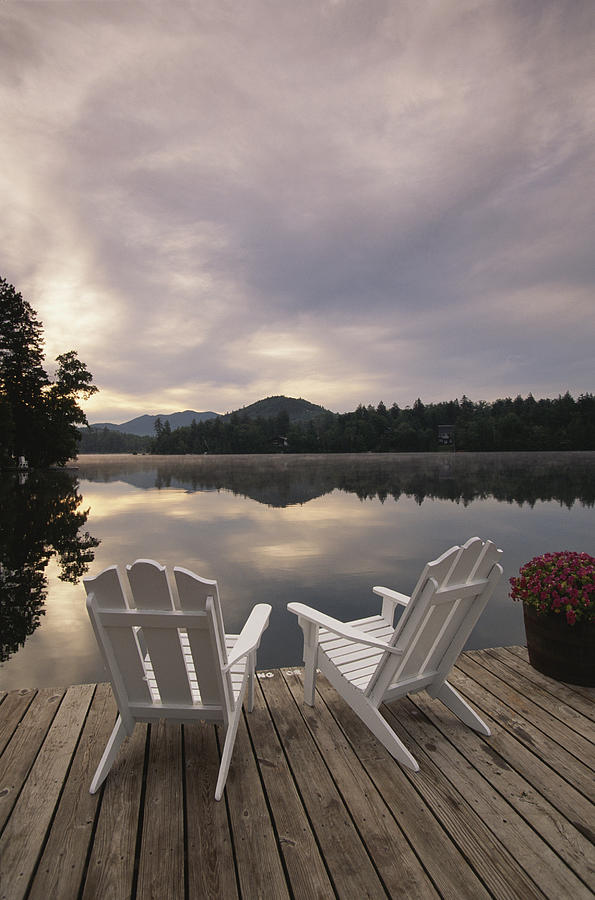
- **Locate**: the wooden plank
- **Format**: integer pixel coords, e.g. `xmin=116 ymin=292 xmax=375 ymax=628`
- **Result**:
xmin=245 ymin=677 xmax=335 ymax=899
xmin=280 ymin=669 xmax=437 ymax=899
xmin=136 ymin=720 xmax=185 ymax=900
xmin=0 ymin=684 xmax=94 ymax=900
xmin=0 ymin=689 xmax=36 ymax=756
xmin=311 ymin=672 xmax=529 ymax=900
xmin=82 ymin=722 xmax=148 ymax=900
xmin=455 ymin=655 xmax=595 ymax=800
xmin=259 ymin=670 xmax=395 ymax=899
xmin=0 ymin=655 xmax=591 ymax=900
xmin=0 ymin=688 xmax=65 ymax=832
xmin=27 ymin=684 xmax=117 ymax=900
xmin=448 ymin=664 xmax=595 ymax=839
xmin=508 ymin=647 xmax=595 ymax=701
xmin=488 ymin=647 xmax=595 ymax=721
xmin=407 ymin=691 xmax=595 ymax=893
xmin=563 ymin=683 xmax=595 ymax=702
xmin=221 ymin=711 xmax=290 ymax=900
xmin=470 ymin=649 xmax=595 ymax=742
xmin=382 ymin=695 xmax=558 ymax=900
xmin=184 ymin=721 xmax=239 ymax=900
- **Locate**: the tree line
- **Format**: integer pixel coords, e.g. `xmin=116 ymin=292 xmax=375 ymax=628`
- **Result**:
xmin=81 ymin=392 xmax=595 ymax=455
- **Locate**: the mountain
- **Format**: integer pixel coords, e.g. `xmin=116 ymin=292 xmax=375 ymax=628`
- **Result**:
xmin=91 ymin=410 xmax=219 ymax=436
xmin=221 ymin=395 xmax=330 ymax=423
xmin=90 ymin=397 xmax=333 ymax=437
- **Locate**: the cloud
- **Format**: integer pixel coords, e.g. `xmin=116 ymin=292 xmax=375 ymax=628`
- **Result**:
xmin=1 ymin=0 xmax=594 ymax=422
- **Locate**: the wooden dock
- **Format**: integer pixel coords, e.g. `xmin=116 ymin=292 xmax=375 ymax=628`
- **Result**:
xmin=0 ymin=646 xmax=593 ymax=899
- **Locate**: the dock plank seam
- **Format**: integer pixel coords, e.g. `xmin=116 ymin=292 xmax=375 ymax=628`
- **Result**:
xmin=255 ymin=671 xmax=358 ymax=898
xmin=487 ymin=648 xmax=595 ymax=723
xmin=261 ymin=669 xmax=389 ymax=898
xmin=470 ymin=649 xmax=595 ymax=741
xmin=286 ymin=668 xmax=473 ymax=899
xmin=215 ymin=724 xmax=243 ymax=900
xmin=454 ymin=657 xmax=595 ymax=801
xmin=29 ymin=685 xmax=97 ymax=898
xmin=247 ymin=676 xmax=338 ymax=898
xmin=239 ymin=702 xmax=306 ymax=899
xmin=383 ymin=697 xmax=545 ymax=899
xmin=404 ymin=690 xmax=594 ymax=895
xmin=313 ymin=672 xmax=522 ymax=899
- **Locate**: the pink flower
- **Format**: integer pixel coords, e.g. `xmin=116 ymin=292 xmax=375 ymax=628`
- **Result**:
xmin=511 ymin=551 xmax=595 ymax=625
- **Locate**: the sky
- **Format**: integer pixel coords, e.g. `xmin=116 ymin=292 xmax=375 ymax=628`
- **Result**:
xmin=1 ymin=0 xmax=594 ymax=424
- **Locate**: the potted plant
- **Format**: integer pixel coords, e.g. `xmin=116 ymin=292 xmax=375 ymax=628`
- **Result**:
xmin=510 ymin=551 xmax=595 ymax=686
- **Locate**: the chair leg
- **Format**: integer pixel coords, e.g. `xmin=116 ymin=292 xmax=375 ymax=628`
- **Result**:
xmin=215 ymin=712 xmax=242 ymax=801
xmin=358 ymin=703 xmax=420 ymax=772
xmin=246 ymin=650 xmax=256 ymax=713
xmin=301 ymin=621 xmax=319 ymax=706
xmin=90 ymin=715 xmax=130 ymax=794
xmin=215 ymin=678 xmax=249 ymax=801
xmin=435 ymin=680 xmax=491 ymax=735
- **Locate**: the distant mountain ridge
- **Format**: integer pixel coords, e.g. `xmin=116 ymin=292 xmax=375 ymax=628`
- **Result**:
xmin=91 ymin=410 xmax=219 ymax=436
xmin=90 ymin=396 xmax=331 ymax=436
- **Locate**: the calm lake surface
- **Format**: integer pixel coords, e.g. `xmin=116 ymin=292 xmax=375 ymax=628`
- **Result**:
xmin=1 ymin=452 xmax=594 ymax=690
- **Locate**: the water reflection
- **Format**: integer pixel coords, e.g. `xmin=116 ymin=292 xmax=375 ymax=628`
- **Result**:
xmin=0 ymin=470 xmax=99 ymax=663
xmin=1 ymin=452 xmax=593 ymax=689
xmin=78 ymin=451 xmax=595 ymax=508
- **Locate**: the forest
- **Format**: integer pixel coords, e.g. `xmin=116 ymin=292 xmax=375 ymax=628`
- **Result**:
xmin=79 ymin=392 xmax=595 ymax=455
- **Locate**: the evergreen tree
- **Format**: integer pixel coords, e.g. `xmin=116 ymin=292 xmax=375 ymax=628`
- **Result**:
xmin=42 ymin=351 xmax=99 ymax=465
xmin=0 ymin=278 xmax=48 ymax=464
xmin=0 ymin=277 xmax=98 ymax=466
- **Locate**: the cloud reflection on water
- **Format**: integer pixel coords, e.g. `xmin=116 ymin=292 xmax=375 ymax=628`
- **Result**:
xmin=1 ymin=452 xmax=593 ymax=690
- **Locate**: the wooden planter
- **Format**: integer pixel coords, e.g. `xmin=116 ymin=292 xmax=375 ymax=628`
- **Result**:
xmin=523 ymin=603 xmax=595 ymax=686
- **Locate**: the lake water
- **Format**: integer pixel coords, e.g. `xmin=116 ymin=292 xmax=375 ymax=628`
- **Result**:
xmin=1 ymin=452 xmax=594 ymax=690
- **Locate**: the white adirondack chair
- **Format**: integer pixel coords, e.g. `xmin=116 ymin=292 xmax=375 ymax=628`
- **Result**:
xmin=85 ymin=559 xmax=271 ymax=800
xmin=288 ymin=537 xmax=503 ymax=771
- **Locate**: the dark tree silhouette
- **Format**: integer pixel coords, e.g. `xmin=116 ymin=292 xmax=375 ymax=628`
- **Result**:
xmin=0 ymin=470 xmax=99 ymax=662
xmin=0 ymin=277 xmax=98 ymax=467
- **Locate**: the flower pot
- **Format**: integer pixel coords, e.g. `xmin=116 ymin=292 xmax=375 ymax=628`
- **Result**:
xmin=523 ymin=602 xmax=595 ymax=686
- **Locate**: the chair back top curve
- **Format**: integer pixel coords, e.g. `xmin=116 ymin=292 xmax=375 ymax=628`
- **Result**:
xmin=85 ymin=559 xmax=234 ymax=724
xmin=367 ymin=537 xmax=503 ymax=699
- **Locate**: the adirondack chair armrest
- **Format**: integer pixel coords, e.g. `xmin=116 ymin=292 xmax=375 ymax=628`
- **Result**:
xmin=373 ymin=586 xmax=410 ymax=606
xmin=287 ymin=602 xmax=403 ymax=655
xmin=223 ymin=603 xmax=272 ymax=671
xmin=373 ymin=586 xmax=410 ymax=622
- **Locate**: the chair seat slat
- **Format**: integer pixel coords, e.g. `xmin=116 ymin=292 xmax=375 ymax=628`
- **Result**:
xmin=325 ymin=643 xmax=388 ymax=666
xmin=333 ymin=651 xmax=385 ymax=675
xmin=320 ymin=619 xmax=393 ymax=652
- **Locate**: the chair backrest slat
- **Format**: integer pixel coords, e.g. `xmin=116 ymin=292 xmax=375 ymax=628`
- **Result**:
xmin=444 ymin=538 xmax=484 ymax=584
xmin=469 ymin=540 xmax=502 ymax=581
xmin=174 ymin=567 xmax=232 ymax=709
xmin=127 ymin=560 xmax=192 ymax=705
xmin=84 ymin=566 xmax=152 ymax=708
xmin=395 ymin=592 xmax=462 ymax=682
